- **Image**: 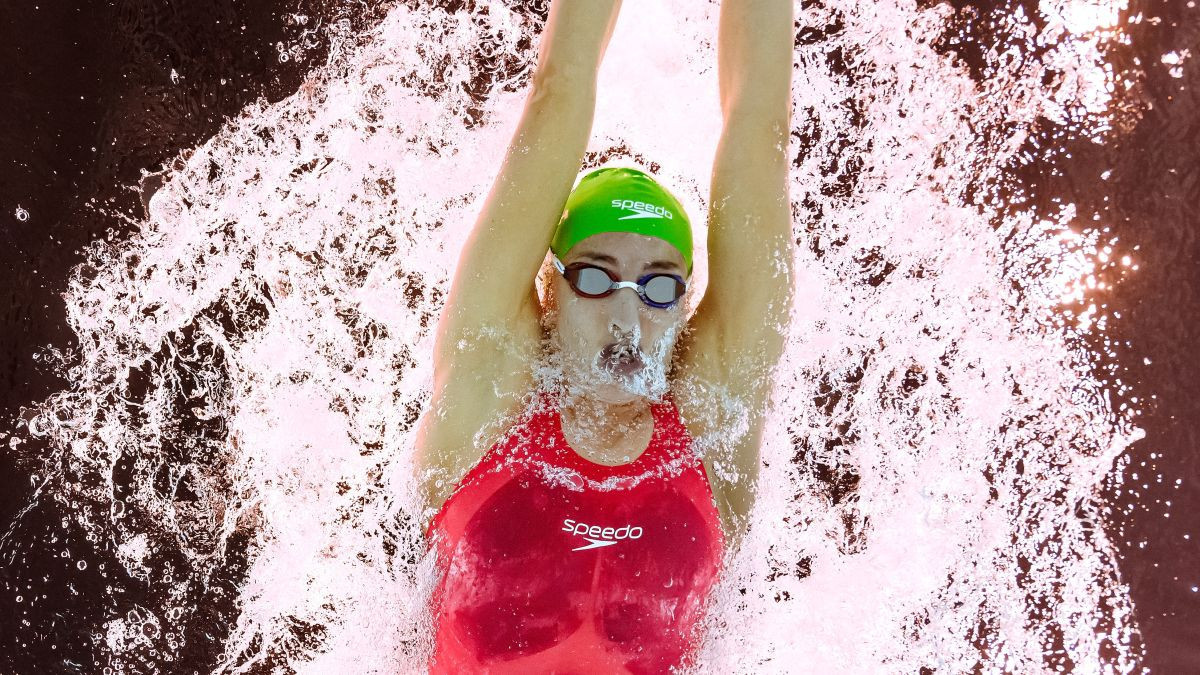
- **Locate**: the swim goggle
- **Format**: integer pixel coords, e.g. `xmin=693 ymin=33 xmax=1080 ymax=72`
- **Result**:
xmin=551 ymin=254 xmax=687 ymax=309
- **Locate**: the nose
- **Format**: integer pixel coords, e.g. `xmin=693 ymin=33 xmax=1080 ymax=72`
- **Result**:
xmin=608 ymin=287 xmax=642 ymax=335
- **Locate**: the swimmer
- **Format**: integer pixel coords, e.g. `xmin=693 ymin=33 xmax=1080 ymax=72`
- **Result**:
xmin=414 ymin=0 xmax=794 ymax=672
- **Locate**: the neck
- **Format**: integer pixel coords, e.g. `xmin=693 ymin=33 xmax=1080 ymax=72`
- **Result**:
xmin=559 ymin=389 xmax=653 ymax=465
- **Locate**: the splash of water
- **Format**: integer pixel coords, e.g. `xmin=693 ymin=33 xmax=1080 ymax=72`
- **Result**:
xmin=8 ymin=0 xmax=1146 ymax=672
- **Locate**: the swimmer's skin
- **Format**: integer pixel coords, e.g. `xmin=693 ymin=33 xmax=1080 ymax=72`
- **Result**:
xmin=414 ymin=0 xmax=794 ymax=552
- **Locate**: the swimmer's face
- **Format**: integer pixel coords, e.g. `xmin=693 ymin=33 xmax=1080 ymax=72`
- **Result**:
xmin=546 ymin=231 xmax=689 ymax=404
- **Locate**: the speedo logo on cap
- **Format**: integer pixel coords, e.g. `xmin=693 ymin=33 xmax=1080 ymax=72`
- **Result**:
xmin=562 ymin=517 xmax=644 ymax=552
xmin=612 ymin=199 xmax=673 ymax=221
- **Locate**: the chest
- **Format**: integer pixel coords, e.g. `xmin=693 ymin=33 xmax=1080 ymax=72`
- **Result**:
xmin=454 ymin=464 xmax=720 ymax=561
xmin=430 ymin=461 xmax=724 ymax=668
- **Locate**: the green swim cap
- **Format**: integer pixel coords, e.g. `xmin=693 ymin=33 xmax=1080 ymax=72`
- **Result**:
xmin=550 ymin=166 xmax=693 ymax=275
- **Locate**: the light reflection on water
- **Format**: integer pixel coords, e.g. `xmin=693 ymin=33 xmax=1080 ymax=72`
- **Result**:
xmin=3 ymin=0 xmax=1167 ymax=671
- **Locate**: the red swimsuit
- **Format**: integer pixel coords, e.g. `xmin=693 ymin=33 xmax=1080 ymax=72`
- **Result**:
xmin=425 ymin=389 xmax=725 ymax=674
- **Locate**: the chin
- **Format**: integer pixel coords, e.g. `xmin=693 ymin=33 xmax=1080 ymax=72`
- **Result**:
xmin=591 ymin=382 xmax=643 ymax=404
xmin=557 ymin=349 xmax=672 ymax=403
xmin=595 ymin=364 xmax=671 ymax=403
xmin=563 ymin=367 xmax=638 ymax=403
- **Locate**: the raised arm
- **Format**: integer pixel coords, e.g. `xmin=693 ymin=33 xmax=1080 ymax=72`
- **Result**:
xmin=676 ymin=0 xmax=794 ymax=543
xmin=440 ymin=0 xmax=624 ymax=343
xmin=415 ymin=0 xmax=625 ymax=520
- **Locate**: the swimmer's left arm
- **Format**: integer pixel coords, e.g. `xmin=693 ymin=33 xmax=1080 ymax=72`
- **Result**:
xmin=676 ymin=0 xmax=795 ymax=538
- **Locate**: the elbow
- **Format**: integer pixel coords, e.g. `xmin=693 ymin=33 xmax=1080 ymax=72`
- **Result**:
xmin=528 ymin=64 xmax=597 ymax=106
xmin=721 ymin=95 xmax=792 ymax=134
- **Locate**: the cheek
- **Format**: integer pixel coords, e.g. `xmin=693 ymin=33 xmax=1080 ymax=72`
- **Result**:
xmin=644 ymin=313 xmax=685 ymax=350
xmin=556 ymin=297 xmax=604 ymax=349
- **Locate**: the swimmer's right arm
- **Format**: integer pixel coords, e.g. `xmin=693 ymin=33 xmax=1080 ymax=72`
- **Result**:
xmin=415 ymin=0 xmax=625 ymax=521
xmin=445 ymin=0 xmax=624 ymax=326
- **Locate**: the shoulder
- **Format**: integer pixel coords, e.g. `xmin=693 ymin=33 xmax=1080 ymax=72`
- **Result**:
xmin=669 ymin=367 xmax=770 ymax=549
xmin=415 ymin=372 xmax=546 ymax=521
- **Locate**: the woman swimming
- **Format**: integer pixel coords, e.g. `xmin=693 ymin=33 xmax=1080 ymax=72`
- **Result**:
xmin=414 ymin=0 xmax=794 ymax=671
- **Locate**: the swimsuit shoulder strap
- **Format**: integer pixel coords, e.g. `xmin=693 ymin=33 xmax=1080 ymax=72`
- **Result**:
xmin=650 ymin=390 xmax=697 ymax=456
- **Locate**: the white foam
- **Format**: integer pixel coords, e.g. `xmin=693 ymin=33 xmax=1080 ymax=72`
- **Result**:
xmin=12 ymin=0 xmax=1143 ymax=671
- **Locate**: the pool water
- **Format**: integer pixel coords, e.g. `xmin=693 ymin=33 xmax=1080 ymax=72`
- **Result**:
xmin=1 ymin=0 xmax=1196 ymax=672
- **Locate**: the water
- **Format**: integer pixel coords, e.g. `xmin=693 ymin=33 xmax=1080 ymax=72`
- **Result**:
xmin=1 ymin=0 xmax=1196 ymax=672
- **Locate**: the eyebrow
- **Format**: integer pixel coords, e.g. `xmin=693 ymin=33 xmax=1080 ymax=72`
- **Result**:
xmin=574 ymin=252 xmax=682 ymax=273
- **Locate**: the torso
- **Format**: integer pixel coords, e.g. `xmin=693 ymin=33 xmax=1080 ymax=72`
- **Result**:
xmin=424 ymin=388 xmax=726 ymax=674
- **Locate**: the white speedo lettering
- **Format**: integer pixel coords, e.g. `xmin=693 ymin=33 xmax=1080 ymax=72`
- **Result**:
xmin=612 ymin=198 xmax=673 ymax=220
xmin=562 ymin=517 xmax=643 ymax=551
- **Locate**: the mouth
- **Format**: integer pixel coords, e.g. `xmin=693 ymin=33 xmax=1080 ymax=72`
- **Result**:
xmin=598 ymin=342 xmax=644 ymax=377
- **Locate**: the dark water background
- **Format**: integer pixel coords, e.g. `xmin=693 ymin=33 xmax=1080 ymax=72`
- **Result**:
xmin=1 ymin=0 xmax=1196 ymax=672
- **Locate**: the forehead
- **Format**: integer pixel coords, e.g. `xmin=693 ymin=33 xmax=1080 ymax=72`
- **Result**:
xmin=566 ymin=231 xmax=685 ymax=273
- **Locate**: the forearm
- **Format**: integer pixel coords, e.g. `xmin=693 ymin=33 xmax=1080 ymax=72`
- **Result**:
xmin=717 ymin=0 xmax=794 ymax=121
xmin=532 ymin=0 xmax=624 ymax=94
xmin=432 ymin=0 xmax=626 ymax=359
